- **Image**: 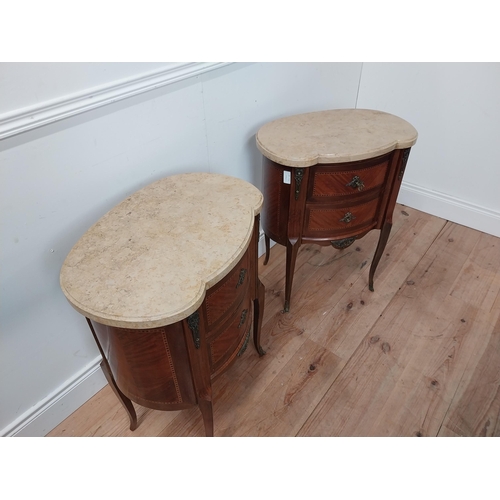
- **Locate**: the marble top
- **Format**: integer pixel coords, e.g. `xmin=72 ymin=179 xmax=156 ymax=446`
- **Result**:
xmin=256 ymin=109 xmax=418 ymax=167
xmin=60 ymin=173 xmax=263 ymax=329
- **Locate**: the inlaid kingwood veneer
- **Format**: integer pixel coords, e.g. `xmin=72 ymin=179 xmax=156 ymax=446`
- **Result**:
xmin=60 ymin=173 xmax=266 ymax=436
xmin=256 ymin=109 xmax=418 ymax=311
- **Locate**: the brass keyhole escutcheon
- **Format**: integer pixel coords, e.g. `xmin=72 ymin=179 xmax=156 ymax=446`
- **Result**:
xmin=346 ymin=175 xmax=365 ymax=191
xmin=340 ymin=212 xmax=355 ymax=224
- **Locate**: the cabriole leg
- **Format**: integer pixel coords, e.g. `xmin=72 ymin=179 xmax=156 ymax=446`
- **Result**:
xmin=263 ymin=234 xmax=271 ymax=265
xmin=86 ymin=318 xmax=138 ymax=431
xmin=253 ymin=279 xmax=266 ymax=356
xmin=198 ymin=398 xmax=214 ymax=437
xmin=369 ymin=222 xmax=393 ymax=292
xmin=100 ymin=360 xmax=138 ymax=431
xmin=284 ymin=240 xmax=300 ymax=313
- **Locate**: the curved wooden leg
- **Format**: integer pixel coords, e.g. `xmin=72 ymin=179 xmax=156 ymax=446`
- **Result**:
xmin=100 ymin=360 xmax=138 ymax=431
xmin=198 ymin=398 xmax=214 ymax=437
xmin=284 ymin=240 xmax=300 ymax=312
xmin=86 ymin=317 xmax=138 ymax=431
xmin=253 ymin=278 xmax=266 ymax=356
xmin=182 ymin=310 xmax=214 ymax=437
xmin=369 ymin=222 xmax=393 ymax=292
xmin=263 ymin=234 xmax=271 ymax=265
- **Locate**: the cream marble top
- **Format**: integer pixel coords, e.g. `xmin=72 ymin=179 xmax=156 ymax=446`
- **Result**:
xmin=256 ymin=109 xmax=418 ymax=167
xmin=60 ymin=173 xmax=263 ymax=329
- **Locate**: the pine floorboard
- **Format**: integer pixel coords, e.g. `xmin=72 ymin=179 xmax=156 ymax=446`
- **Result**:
xmin=47 ymin=204 xmax=500 ymax=437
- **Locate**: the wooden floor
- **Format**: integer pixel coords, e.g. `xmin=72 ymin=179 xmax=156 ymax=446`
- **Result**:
xmin=48 ymin=204 xmax=500 ymax=437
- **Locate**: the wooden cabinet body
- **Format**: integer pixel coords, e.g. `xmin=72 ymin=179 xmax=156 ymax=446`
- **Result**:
xmin=60 ymin=173 xmax=265 ymax=436
xmin=256 ymin=109 xmax=418 ymax=311
xmin=87 ymin=223 xmax=265 ymax=435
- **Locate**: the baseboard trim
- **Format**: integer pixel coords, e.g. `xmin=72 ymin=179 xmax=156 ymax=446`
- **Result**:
xmin=0 ymin=62 xmax=233 ymax=140
xmin=2 ymin=356 xmax=106 ymax=437
xmin=399 ymin=181 xmax=500 ymax=238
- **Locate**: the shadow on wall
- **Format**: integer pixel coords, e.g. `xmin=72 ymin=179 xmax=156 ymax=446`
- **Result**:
xmin=247 ymin=133 xmax=263 ymax=190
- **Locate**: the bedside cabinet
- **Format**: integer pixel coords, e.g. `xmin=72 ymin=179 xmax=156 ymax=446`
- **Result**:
xmin=256 ymin=109 xmax=418 ymax=312
xmin=60 ymin=173 xmax=266 ymax=436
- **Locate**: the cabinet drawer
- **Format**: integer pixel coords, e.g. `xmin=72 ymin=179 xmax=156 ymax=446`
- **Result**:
xmin=309 ymin=157 xmax=390 ymax=202
xmin=205 ymin=249 xmax=250 ymax=328
xmin=209 ymin=295 xmax=252 ymax=376
xmin=304 ymin=197 xmax=381 ymax=238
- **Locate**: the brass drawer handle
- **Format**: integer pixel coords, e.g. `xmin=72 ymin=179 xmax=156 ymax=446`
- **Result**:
xmin=236 ymin=268 xmax=247 ymax=288
xmin=238 ymin=309 xmax=248 ymax=328
xmin=346 ymin=175 xmax=365 ymax=191
xmin=340 ymin=212 xmax=355 ymax=224
xmin=237 ymin=331 xmax=251 ymax=357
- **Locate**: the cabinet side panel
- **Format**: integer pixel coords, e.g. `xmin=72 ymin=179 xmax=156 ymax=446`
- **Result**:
xmin=92 ymin=321 xmax=197 ymax=410
xmin=262 ymin=157 xmax=290 ymax=245
xmin=381 ymin=148 xmax=411 ymax=224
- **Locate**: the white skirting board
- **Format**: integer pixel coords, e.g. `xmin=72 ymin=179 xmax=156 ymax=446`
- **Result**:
xmin=5 ymin=187 xmax=498 ymax=437
xmin=2 ymin=357 xmax=106 ymax=437
xmin=399 ymin=181 xmax=500 ymax=239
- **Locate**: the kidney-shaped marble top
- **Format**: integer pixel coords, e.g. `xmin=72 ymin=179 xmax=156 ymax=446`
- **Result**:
xmin=256 ymin=109 xmax=418 ymax=167
xmin=60 ymin=173 xmax=263 ymax=329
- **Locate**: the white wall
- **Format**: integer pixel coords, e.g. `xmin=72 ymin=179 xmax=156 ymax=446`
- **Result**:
xmin=357 ymin=62 xmax=500 ymax=237
xmin=0 ymin=62 xmax=171 ymax=116
xmin=0 ymin=62 xmax=362 ymax=436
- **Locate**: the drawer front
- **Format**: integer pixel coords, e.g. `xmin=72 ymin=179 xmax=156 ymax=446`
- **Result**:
xmin=205 ymin=249 xmax=250 ymax=329
xmin=304 ymin=197 xmax=381 ymax=238
xmin=309 ymin=157 xmax=390 ymax=202
xmin=209 ymin=295 xmax=252 ymax=376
